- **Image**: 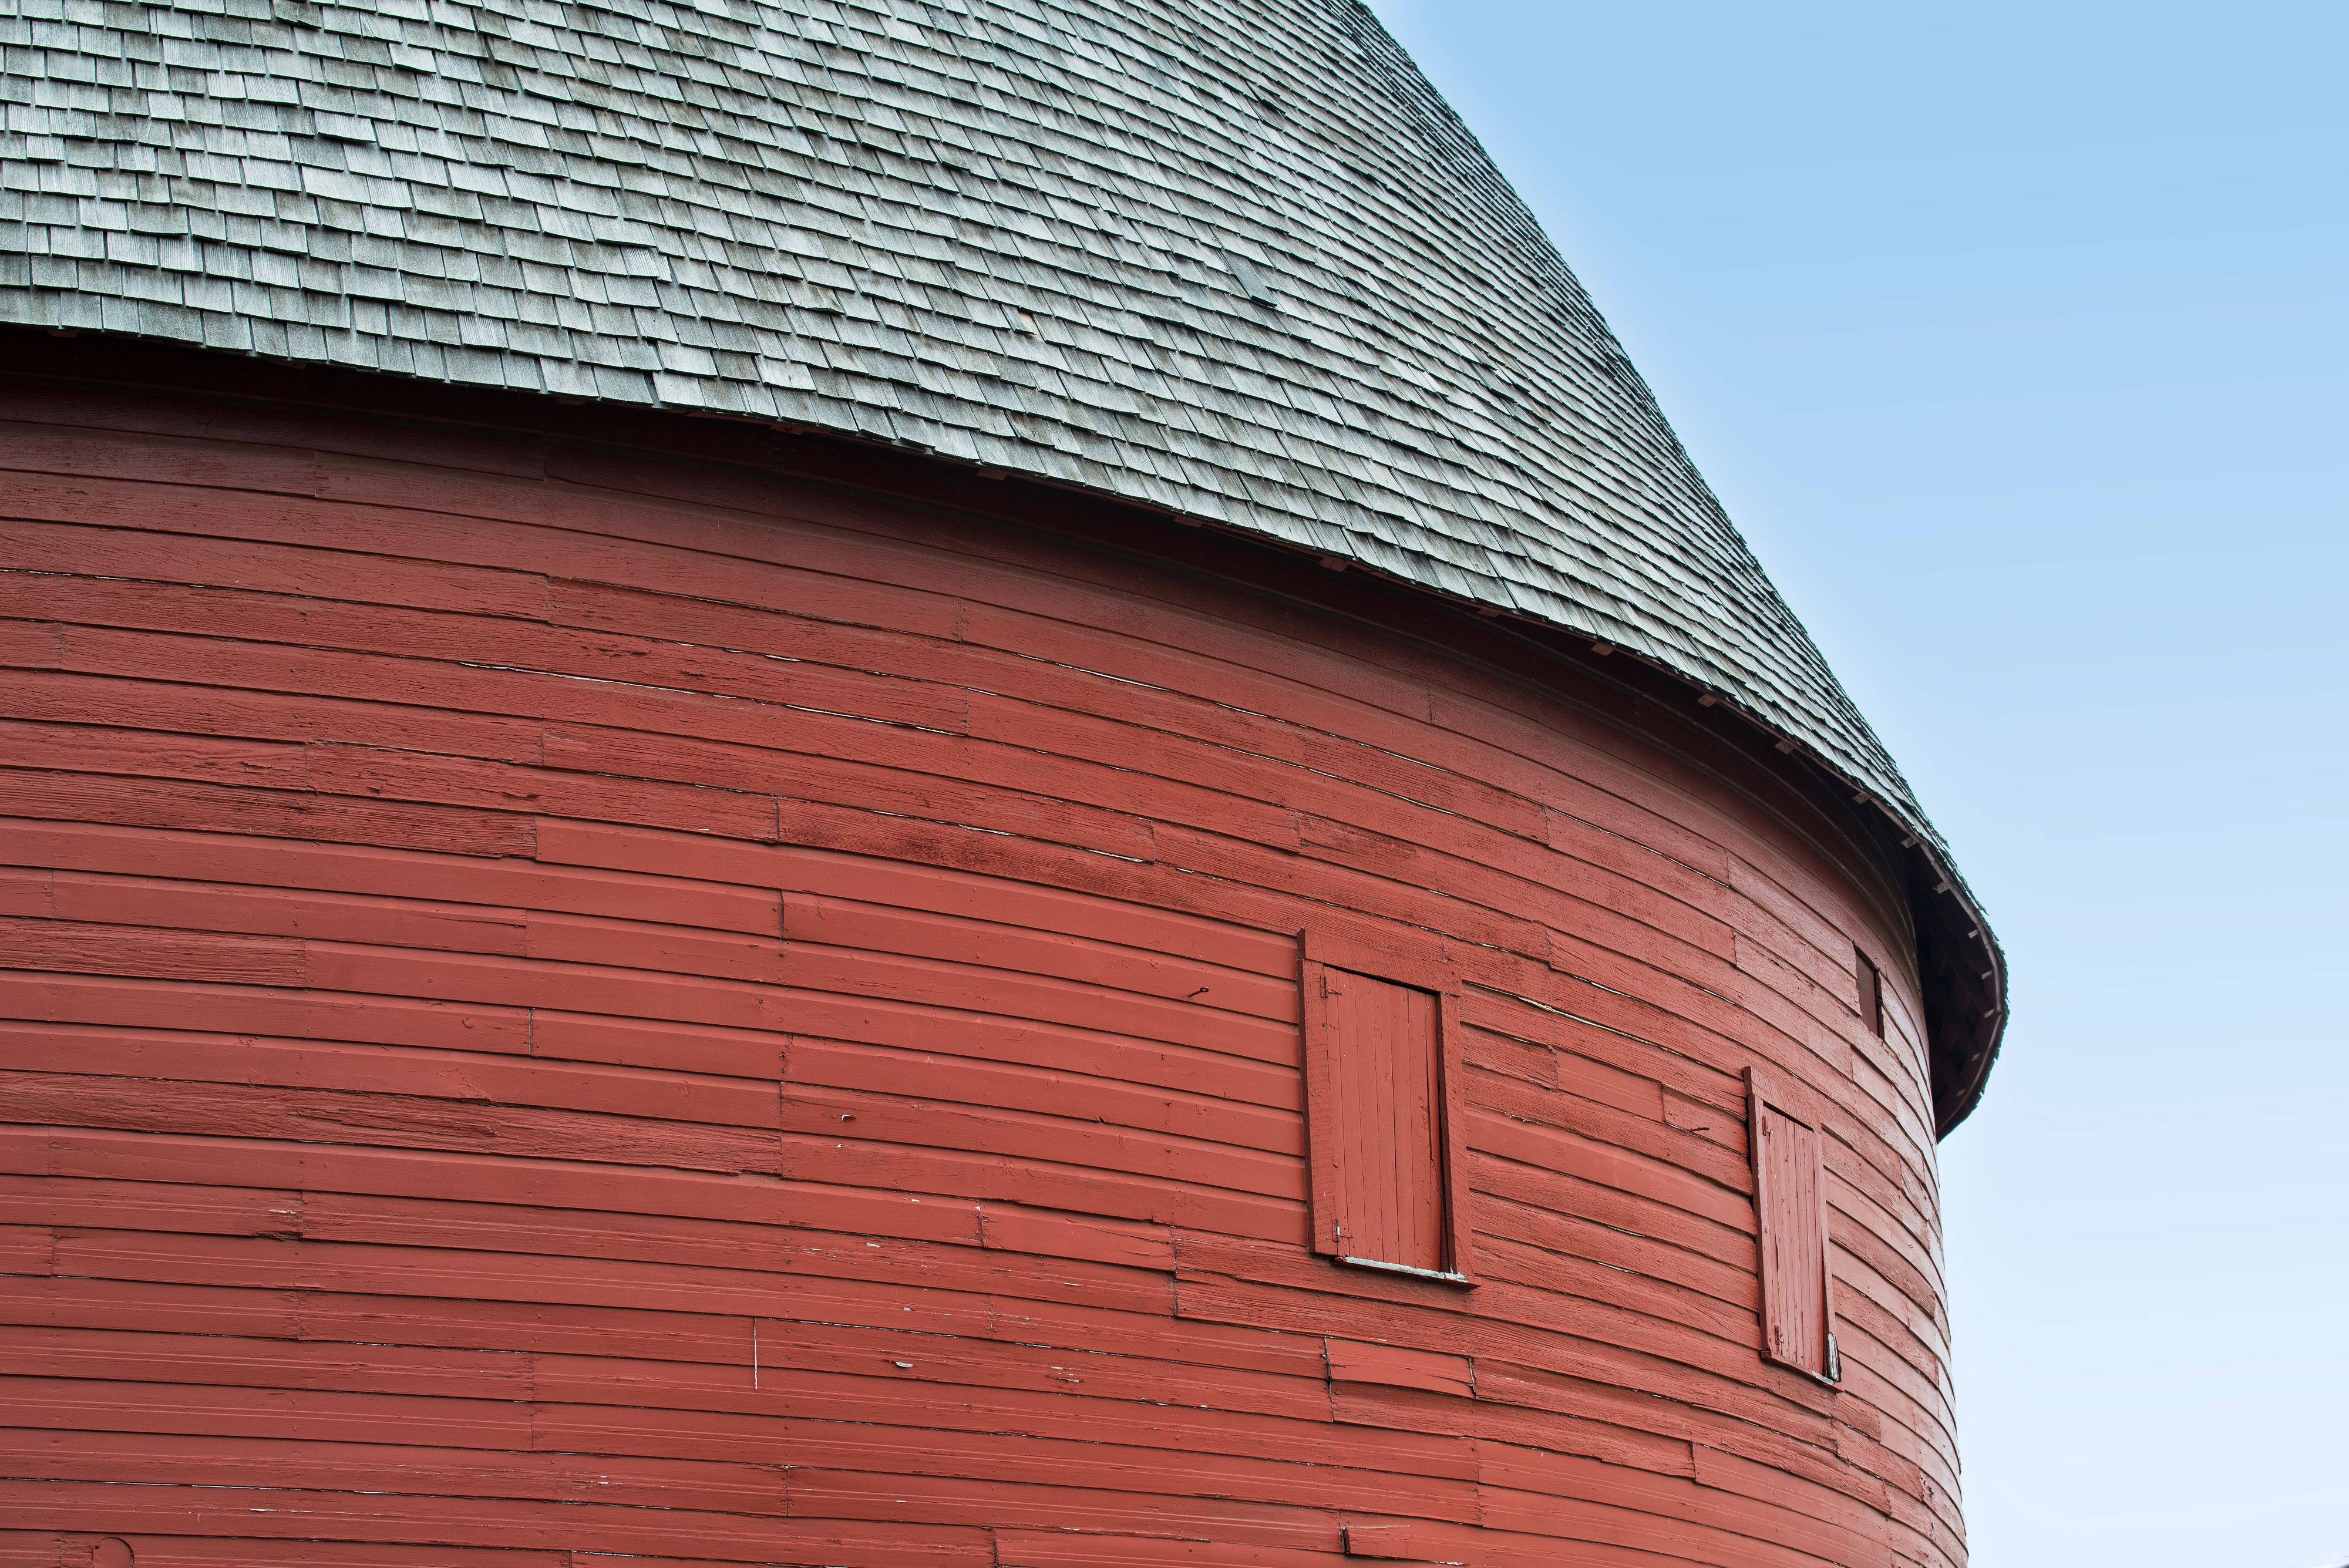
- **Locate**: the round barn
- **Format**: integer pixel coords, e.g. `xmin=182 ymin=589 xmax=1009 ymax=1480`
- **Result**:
xmin=0 ymin=1 xmax=2006 ymax=1564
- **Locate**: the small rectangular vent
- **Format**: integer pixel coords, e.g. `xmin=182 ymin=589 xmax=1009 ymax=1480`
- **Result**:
xmin=1856 ymin=948 xmax=1884 ymax=1038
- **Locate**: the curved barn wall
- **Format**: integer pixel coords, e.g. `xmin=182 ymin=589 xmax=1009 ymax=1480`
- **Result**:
xmin=0 ymin=378 xmax=1962 ymax=1566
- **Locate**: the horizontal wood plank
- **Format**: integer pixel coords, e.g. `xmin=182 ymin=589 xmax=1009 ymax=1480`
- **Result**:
xmin=0 ymin=402 xmax=1960 ymax=1568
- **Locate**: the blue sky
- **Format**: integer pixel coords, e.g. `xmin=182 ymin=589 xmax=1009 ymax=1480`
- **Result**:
xmin=1367 ymin=3 xmax=2349 ymax=1562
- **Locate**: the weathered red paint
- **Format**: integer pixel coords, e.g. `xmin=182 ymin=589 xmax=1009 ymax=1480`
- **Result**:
xmin=1749 ymin=1065 xmax=1838 ymax=1383
xmin=1310 ymin=964 xmax=1443 ymax=1273
xmin=0 ymin=372 xmax=1964 ymax=1566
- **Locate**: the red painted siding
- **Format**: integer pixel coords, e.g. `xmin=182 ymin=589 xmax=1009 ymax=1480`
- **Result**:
xmin=0 ymin=383 xmax=1963 ymax=1568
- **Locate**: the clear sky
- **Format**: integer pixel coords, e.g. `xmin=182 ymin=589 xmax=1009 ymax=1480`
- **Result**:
xmin=1367 ymin=2 xmax=2348 ymax=1563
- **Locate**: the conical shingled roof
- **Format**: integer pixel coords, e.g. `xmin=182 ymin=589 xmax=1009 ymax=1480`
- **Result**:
xmin=0 ymin=0 xmax=2004 ymax=1121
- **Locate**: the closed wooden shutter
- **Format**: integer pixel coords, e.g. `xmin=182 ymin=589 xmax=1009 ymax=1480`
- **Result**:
xmin=1302 ymin=935 xmax=1470 ymax=1282
xmin=1748 ymin=1066 xmax=1839 ymax=1381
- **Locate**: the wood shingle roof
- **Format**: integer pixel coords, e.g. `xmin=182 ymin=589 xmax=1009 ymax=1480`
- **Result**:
xmin=0 ymin=0 xmax=2006 ymax=1123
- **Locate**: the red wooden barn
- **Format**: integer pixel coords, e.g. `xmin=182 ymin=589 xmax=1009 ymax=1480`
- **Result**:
xmin=0 ymin=1 xmax=2007 ymax=1564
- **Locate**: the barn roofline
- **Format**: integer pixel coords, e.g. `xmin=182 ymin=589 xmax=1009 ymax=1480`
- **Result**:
xmin=0 ymin=325 xmax=2005 ymax=1133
